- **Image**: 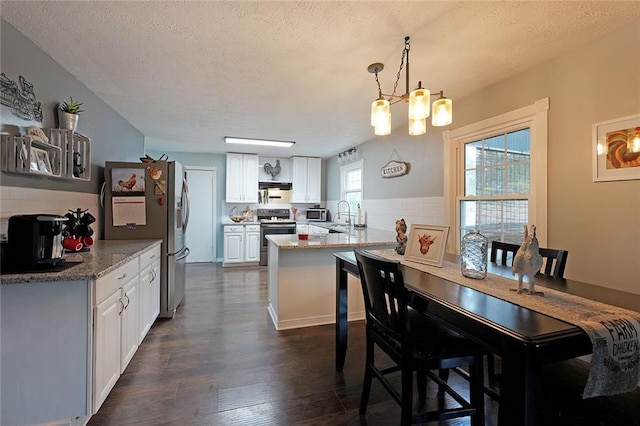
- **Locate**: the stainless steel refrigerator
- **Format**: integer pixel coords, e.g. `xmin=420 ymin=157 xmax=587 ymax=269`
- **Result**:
xmin=103 ymin=160 xmax=190 ymax=318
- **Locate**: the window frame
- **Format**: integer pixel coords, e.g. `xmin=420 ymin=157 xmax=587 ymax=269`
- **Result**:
xmin=340 ymin=159 xmax=364 ymax=212
xmin=444 ymin=98 xmax=549 ymax=254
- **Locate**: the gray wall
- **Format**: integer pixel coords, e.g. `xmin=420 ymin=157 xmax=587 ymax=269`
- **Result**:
xmin=1 ymin=19 xmax=144 ymax=194
xmin=326 ymin=130 xmax=443 ymax=201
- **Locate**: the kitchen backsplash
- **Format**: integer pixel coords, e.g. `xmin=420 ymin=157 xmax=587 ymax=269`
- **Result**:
xmin=325 ymin=196 xmax=445 ymax=231
xmin=0 ymin=186 xmax=101 ymax=239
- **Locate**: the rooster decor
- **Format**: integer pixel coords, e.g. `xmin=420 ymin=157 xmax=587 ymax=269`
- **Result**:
xmin=263 ymin=160 xmax=281 ymax=179
xmin=511 ymin=225 xmax=544 ymax=295
xmin=118 ymin=173 xmax=137 ymax=190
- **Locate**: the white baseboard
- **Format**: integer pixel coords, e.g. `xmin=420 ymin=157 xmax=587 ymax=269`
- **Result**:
xmin=267 ymin=304 xmax=364 ymax=331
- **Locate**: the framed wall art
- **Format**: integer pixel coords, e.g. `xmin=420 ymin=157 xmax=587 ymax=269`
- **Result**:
xmin=404 ymin=224 xmax=449 ymax=267
xmin=592 ymin=113 xmax=640 ymax=182
xmin=30 ymin=147 xmax=52 ymax=175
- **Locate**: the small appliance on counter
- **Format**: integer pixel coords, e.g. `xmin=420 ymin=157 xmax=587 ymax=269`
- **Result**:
xmin=306 ymin=207 xmax=327 ymax=222
xmin=4 ymin=214 xmax=66 ymax=271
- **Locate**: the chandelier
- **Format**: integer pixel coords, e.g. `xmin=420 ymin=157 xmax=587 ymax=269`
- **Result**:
xmin=368 ymin=36 xmax=452 ymax=136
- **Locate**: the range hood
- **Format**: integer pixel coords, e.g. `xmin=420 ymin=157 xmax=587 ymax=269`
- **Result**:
xmin=259 ymin=181 xmax=292 ymax=190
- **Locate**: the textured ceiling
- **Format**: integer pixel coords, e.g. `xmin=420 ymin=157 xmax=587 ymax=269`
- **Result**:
xmin=2 ymin=1 xmax=640 ymax=158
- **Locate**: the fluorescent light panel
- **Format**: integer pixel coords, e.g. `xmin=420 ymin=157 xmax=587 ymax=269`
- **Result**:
xmin=224 ymin=137 xmax=295 ymax=148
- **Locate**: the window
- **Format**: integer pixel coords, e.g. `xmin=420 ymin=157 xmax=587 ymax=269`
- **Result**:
xmin=461 ymin=129 xmax=530 ymax=244
xmin=444 ymin=98 xmax=549 ymax=253
xmin=340 ymin=159 xmax=363 ymax=212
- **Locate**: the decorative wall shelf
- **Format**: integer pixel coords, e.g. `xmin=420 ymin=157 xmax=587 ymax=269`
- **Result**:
xmin=1 ymin=129 xmax=91 ymax=181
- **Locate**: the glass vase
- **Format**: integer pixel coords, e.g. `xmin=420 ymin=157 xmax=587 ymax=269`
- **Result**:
xmin=461 ymin=230 xmax=488 ymax=279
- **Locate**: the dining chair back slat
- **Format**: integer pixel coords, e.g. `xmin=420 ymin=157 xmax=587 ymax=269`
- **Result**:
xmin=490 ymin=241 xmax=568 ymax=279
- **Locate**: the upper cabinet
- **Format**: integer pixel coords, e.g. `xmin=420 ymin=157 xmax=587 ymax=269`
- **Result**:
xmin=291 ymin=156 xmax=321 ymax=203
xmin=226 ymin=153 xmax=259 ymax=203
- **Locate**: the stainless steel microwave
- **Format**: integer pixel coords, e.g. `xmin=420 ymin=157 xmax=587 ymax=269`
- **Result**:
xmin=306 ymin=208 xmax=327 ymax=222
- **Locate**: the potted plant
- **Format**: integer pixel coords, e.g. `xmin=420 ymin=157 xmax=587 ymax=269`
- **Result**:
xmin=58 ymin=97 xmax=84 ymax=132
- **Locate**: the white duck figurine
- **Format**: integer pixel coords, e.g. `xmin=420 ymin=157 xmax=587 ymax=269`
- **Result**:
xmin=512 ymin=225 xmax=544 ymax=295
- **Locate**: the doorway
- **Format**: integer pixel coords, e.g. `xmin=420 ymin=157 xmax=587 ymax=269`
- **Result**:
xmin=185 ymin=166 xmax=217 ymax=263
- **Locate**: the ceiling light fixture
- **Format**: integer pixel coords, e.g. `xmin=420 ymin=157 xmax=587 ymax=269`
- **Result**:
xmin=368 ymin=36 xmax=452 ymax=136
xmin=224 ymin=137 xmax=295 ymax=148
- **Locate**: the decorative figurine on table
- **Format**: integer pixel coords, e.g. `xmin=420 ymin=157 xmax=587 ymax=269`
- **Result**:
xmin=511 ymin=224 xmax=544 ymax=295
xmin=395 ymin=218 xmax=408 ymax=255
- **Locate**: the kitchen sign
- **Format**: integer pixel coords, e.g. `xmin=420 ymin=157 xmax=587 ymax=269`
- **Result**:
xmin=381 ymin=149 xmax=410 ymax=178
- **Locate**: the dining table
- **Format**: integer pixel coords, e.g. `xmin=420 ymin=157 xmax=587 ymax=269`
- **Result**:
xmin=334 ymin=250 xmax=640 ymax=426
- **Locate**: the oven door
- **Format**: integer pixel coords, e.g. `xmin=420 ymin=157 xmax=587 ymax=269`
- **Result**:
xmin=260 ymin=223 xmax=296 ymax=265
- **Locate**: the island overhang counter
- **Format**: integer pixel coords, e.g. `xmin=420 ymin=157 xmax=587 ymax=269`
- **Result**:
xmin=266 ymin=228 xmax=395 ymax=330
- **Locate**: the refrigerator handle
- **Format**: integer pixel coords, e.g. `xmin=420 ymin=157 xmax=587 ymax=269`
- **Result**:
xmin=182 ymin=177 xmax=190 ymax=231
xmin=175 ymin=247 xmax=190 ymax=261
xmin=100 ymin=182 xmax=106 ymax=209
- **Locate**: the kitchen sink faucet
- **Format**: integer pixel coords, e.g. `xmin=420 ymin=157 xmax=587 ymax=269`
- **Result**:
xmin=335 ymin=200 xmax=351 ymax=226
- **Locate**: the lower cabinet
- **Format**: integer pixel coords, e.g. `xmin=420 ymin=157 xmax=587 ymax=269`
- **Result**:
xmin=93 ymin=244 xmax=161 ymax=414
xmin=245 ymin=225 xmax=260 ymax=262
xmin=93 ymin=258 xmax=139 ymax=413
xmin=223 ymin=224 xmax=260 ymax=266
xmin=120 ymin=276 xmax=139 ymax=373
xmin=139 ymin=245 xmax=161 ymax=343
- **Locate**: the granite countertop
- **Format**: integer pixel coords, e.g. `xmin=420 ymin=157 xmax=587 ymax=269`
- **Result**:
xmin=266 ymin=227 xmax=396 ymax=249
xmin=1 ymin=240 xmax=161 ymax=284
xmin=221 ymin=219 xmax=260 ymax=225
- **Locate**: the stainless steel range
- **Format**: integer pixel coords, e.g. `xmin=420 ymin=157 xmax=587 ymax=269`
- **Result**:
xmin=257 ymin=208 xmax=296 ymax=266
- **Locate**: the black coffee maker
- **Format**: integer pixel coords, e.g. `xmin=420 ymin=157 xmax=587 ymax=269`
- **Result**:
xmin=5 ymin=214 xmax=66 ymax=271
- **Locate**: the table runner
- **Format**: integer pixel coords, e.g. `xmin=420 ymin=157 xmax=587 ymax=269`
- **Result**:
xmin=366 ymin=249 xmax=640 ymax=398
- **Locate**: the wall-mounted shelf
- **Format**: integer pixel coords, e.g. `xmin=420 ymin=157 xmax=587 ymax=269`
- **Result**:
xmin=1 ymin=129 xmax=91 ymax=181
xmin=48 ymin=129 xmax=91 ymax=181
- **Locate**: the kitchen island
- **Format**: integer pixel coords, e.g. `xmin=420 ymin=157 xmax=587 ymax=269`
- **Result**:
xmin=266 ymin=227 xmax=395 ymax=330
xmin=1 ymin=239 xmax=161 ymax=426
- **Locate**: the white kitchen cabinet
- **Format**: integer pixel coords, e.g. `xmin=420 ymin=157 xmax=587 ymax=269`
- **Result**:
xmin=223 ymin=224 xmax=260 ymax=266
xmin=291 ymin=156 xmax=321 ymax=203
xmin=120 ymin=276 xmax=139 ymax=373
xmin=226 ymin=153 xmax=259 ymax=203
xmin=223 ymin=225 xmax=244 ymax=264
xmin=0 ymin=241 xmax=161 ymax=426
xmin=138 ymin=245 xmax=161 ymax=343
xmin=244 ymin=224 xmax=261 ymax=263
xmin=93 ymin=257 xmax=139 ymax=413
xmin=150 ymin=258 xmax=161 ymax=323
xmin=94 ymin=290 xmax=121 ymax=412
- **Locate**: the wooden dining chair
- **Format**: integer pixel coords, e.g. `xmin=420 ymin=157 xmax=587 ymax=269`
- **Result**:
xmin=354 ymin=249 xmax=486 ymax=426
xmin=487 ymin=241 xmax=569 ymax=389
xmin=490 ymin=241 xmax=569 ymax=279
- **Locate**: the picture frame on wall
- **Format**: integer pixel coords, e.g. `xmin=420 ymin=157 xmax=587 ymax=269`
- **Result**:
xmin=29 ymin=147 xmax=52 ymax=175
xmin=404 ymin=224 xmax=450 ymax=267
xmin=592 ymin=113 xmax=640 ymax=182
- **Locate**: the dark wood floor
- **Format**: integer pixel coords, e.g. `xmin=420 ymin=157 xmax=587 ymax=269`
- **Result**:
xmin=88 ymin=263 xmax=639 ymax=426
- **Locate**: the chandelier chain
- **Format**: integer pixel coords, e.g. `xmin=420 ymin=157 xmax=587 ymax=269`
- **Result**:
xmin=374 ymin=72 xmax=382 ymax=99
xmin=391 ymin=38 xmax=409 ymax=98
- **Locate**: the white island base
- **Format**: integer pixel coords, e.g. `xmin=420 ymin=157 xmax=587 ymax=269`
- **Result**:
xmin=266 ymin=230 xmax=395 ymax=330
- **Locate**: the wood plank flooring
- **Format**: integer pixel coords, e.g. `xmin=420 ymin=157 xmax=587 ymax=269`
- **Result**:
xmin=88 ymin=263 xmax=639 ymax=426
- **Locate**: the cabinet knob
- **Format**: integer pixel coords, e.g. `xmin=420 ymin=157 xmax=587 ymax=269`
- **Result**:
xmin=118 ymin=273 xmax=128 ymax=280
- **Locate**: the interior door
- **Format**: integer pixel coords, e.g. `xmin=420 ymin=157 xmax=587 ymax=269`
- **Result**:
xmin=184 ymin=166 xmax=216 ymax=262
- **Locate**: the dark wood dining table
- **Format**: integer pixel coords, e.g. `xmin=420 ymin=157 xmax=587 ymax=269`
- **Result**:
xmin=334 ymin=250 xmax=640 ymax=426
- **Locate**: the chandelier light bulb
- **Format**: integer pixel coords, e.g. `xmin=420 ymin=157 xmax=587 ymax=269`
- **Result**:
xmin=408 ymin=117 xmax=426 ymax=136
xmin=371 ymin=99 xmax=390 ymax=127
xmin=408 ymin=86 xmax=430 ymax=119
xmin=374 ymin=112 xmax=391 ymax=136
xmin=432 ymin=96 xmax=453 ymax=127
